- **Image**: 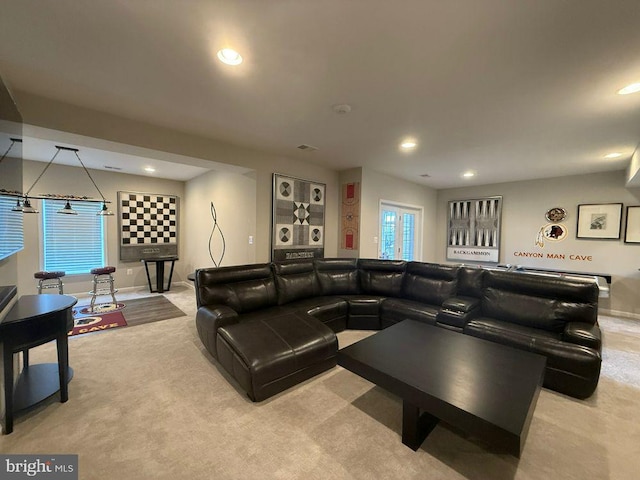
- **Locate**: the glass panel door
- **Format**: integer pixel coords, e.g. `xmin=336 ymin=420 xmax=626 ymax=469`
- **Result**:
xmin=380 ymin=208 xmax=397 ymax=259
xmin=379 ymin=203 xmax=421 ymax=261
xmin=401 ymin=212 xmax=416 ymax=261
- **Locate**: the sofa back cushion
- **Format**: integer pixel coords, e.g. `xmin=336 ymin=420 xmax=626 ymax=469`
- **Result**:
xmin=358 ymin=259 xmax=406 ymax=297
xmin=314 ymin=258 xmax=360 ymax=295
xmin=195 ymin=263 xmax=278 ymax=313
xmin=481 ymin=270 xmax=598 ymax=332
xmin=458 ymin=266 xmax=485 ymax=298
xmin=273 ymin=260 xmax=318 ymax=305
xmin=403 ymin=262 xmax=459 ymax=306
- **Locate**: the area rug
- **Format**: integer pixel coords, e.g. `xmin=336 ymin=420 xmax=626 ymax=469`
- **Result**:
xmin=70 ymin=295 xmax=186 ymax=336
xmin=76 ymin=302 xmax=125 ymax=315
xmin=69 ymin=310 xmax=128 ymax=336
xmin=117 ymin=295 xmax=187 ymax=327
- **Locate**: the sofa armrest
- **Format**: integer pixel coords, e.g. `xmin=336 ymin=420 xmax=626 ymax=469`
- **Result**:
xmin=195 ymin=305 xmax=240 ymax=359
xmin=441 ymin=296 xmax=480 ymax=314
xmin=437 ymin=296 xmax=481 ymax=330
xmin=563 ymin=322 xmax=602 ymax=350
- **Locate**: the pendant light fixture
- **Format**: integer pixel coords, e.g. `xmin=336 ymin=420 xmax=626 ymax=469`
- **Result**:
xmin=20 ymin=197 xmax=38 ymax=214
xmin=97 ymin=202 xmax=113 ymax=216
xmin=13 ymin=145 xmax=114 ymax=216
xmin=10 ymin=199 xmax=23 ymax=212
xmin=57 ymin=200 xmax=78 ymax=215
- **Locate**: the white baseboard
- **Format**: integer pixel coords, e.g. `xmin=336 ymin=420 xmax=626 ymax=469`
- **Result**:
xmin=599 ymin=308 xmax=640 ymax=321
xmin=71 ymin=281 xmax=194 ymax=300
xmin=71 ymin=284 xmax=144 ymax=300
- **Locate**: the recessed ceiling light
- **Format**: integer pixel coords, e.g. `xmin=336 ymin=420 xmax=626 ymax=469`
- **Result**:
xmin=604 ymin=152 xmax=622 ymax=159
xmin=617 ymin=82 xmax=640 ymax=95
xmin=144 ymin=167 xmax=156 ymax=173
xmin=332 ymin=104 xmax=352 ymax=114
xmin=400 ymin=140 xmax=417 ymax=150
xmin=462 ymin=171 xmax=475 ymax=178
xmin=217 ymin=48 xmax=243 ymax=66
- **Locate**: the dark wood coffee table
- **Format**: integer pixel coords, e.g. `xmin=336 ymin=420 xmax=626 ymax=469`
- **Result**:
xmin=337 ymin=320 xmax=546 ymax=457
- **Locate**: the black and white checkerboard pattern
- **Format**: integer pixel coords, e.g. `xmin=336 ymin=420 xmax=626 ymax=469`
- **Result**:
xmin=120 ymin=193 xmax=177 ymax=245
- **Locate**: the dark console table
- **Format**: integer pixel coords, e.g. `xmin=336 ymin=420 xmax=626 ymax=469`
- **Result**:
xmin=141 ymin=255 xmax=178 ymax=293
xmin=1 ymin=294 xmax=77 ymax=434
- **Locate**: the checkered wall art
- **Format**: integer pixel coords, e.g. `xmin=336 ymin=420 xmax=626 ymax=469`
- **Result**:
xmin=272 ymin=174 xmax=325 ymax=261
xmin=118 ymin=191 xmax=179 ymax=261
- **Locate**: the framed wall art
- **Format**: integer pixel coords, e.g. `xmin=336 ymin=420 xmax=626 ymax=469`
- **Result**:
xmin=446 ymin=196 xmax=502 ymax=263
xmin=341 ymin=182 xmax=360 ymax=251
xmin=118 ymin=191 xmax=179 ymax=261
xmin=624 ymin=206 xmax=640 ymax=243
xmin=576 ymin=203 xmax=622 ymax=240
xmin=272 ymin=174 xmax=325 ymax=261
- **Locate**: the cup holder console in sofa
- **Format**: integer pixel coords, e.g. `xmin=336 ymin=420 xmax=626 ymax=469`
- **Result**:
xmin=195 ymin=259 xmax=601 ymax=401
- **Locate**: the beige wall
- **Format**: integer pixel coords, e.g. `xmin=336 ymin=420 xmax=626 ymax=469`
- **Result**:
xmin=184 ymin=169 xmax=257 ymax=274
xmin=16 ymin=93 xmax=639 ymax=316
xmin=0 ymin=157 xmax=22 ymax=288
xmin=15 ymin=92 xmax=340 ymax=263
xmin=359 ymin=168 xmax=438 ymax=261
xmin=0 ymin=255 xmax=19 ymax=295
xmin=436 ymin=170 xmax=640 ymax=317
xmin=18 ymin=160 xmax=185 ymax=295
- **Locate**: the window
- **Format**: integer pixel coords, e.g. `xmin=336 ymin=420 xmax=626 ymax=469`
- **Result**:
xmin=42 ymin=200 xmax=105 ymax=274
xmin=0 ymin=196 xmax=24 ymax=261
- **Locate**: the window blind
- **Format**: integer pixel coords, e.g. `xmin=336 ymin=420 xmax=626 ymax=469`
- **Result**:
xmin=42 ymin=200 xmax=105 ymax=274
xmin=0 ymin=196 xmax=24 ymax=261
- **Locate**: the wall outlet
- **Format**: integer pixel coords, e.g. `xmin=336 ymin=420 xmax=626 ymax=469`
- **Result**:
xmin=249 ymin=235 xmax=254 ymax=245
xmin=373 ymin=236 xmax=378 ymax=244
xmin=126 ymin=269 xmax=133 ymax=275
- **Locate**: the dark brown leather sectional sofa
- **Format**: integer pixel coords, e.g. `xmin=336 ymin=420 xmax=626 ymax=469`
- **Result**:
xmin=195 ymin=258 xmax=601 ymax=402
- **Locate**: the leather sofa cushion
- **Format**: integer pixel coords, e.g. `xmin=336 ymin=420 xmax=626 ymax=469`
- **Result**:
xmin=343 ymin=295 xmax=385 ymax=315
xmin=273 ymin=260 xmax=318 ymax=305
xmin=482 ymin=287 xmax=596 ymax=333
xmin=563 ymin=322 xmax=602 ymax=350
xmin=483 ymin=270 xmax=598 ymax=325
xmin=435 ymin=310 xmax=468 ymax=329
xmin=464 ymin=318 xmax=601 ymax=378
xmin=381 ymin=298 xmax=438 ymax=326
xmin=195 ymin=305 xmax=239 ymax=358
xmin=484 ymin=270 xmax=599 ymax=304
xmin=282 ymin=296 xmax=348 ymax=331
xmin=196 ymin=264 xmax=277 ymax=313
xmin=314 ymin=258 xmax=360 ymax=295
xmin=402 ymin=262 xmax=458 ymax=305
xmin=458 ymin=267 xmax=484 ymax=298
xmin=216 ymin=312 xmax=337 ymax=401
xmin=358 ymin=259 xmax=406 ymax=296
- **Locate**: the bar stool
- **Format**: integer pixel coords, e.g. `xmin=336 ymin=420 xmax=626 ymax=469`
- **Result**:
xmin=34 ymin=271 xmax=65 ymax=294
xmin=89 ymin=266 xmax=118 ymax=312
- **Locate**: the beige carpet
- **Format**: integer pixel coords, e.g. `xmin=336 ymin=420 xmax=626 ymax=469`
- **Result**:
xmin=1 ymin=287 xmax=639 ymax=480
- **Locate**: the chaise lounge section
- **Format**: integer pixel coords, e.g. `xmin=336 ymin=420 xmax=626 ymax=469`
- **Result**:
xmin=195 ymin=258 xmax=601 ymax=402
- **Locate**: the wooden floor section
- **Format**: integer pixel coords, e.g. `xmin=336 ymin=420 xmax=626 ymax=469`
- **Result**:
xmin=121 ymin=295 xmax=186 ymax=327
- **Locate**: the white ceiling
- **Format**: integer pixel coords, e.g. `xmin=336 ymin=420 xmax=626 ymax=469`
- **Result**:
xmin=19 ymin=126 xmax=248 ymax=181
xmin=1 ymin=1 xmax=640 ymax=188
